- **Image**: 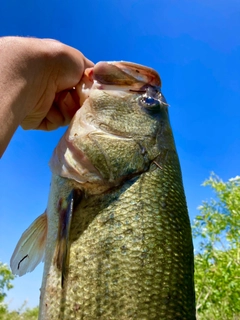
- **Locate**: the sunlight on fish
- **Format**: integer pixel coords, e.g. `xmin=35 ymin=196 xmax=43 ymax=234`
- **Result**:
xmin=11 ymin=61 xmax=196 ymax=319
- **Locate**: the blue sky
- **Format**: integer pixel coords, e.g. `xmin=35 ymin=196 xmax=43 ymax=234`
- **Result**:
xmin=1 ymin=0 xmax=240 ymax=310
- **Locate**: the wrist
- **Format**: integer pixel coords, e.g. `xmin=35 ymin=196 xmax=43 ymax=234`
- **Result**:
xmin=0 ymin=37 xmax=48 ymax=155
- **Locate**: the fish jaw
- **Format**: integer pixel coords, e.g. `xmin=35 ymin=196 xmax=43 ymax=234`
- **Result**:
xmin=85 ymin=61 xmax=161 ymax=89
xmin=49 ymin=115 xmax=105 ymax=187
xmin=50 ymin=61 xmax=169 ymax=193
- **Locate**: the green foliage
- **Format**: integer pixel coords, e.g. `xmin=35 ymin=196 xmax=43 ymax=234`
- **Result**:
xmin=193 ymin=173 xmax=240 ymax=320
xmin=0 ymin=262 xmax=38 ymax=319
xmin=1 ymin=305 xmax=39 ymax=320
xmin=0 ymin=262 xmax=15 ymax=314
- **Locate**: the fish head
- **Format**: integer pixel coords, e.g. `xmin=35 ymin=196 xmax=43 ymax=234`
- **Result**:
xmin=50 ymin=61 xmax=175 ymax=193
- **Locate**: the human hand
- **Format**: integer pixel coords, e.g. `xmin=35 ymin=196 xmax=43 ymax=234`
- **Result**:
xmin=1 ymin=36 xmax=93 ymax=130
xmin=0 ymin=37 xmax=93 ymax=156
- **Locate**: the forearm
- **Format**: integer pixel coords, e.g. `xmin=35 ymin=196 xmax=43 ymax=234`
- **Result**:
xmin=0 ymin=37 xmax=30 ymax=157
xmin=0 ymin=88 xmax=26 ymax=158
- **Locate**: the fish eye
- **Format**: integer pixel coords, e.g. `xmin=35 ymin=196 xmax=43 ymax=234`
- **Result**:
xmin=142 ymin=96 xmax=159 ymax=106
xmin=138 ymin=96 xmax=160 ymax=111
xmin=137 ymin=86 xmax=168 ymax=114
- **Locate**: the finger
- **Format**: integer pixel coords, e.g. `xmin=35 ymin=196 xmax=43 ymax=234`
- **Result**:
xmin=21 ymin=111 xmax=46 ymax=130
xmin=70 ymin=88 xmax=81 ymax=106
xmin=76 ymin=72 xmax=93 ymax=106
xmin=55 ymin=90 xmax=80 ymax=124
xmin=37 ymin=104 xmax=65 ymax=131
xmin=84 ymin=57 xmax=94 ymax=69
xmin=55 ymin=89 xmax=79 ymax=107
xmin=52 ymin=44 xmax=94 ymax=92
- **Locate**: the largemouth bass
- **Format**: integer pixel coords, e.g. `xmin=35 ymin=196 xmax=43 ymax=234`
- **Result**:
xmin=11 ymin=61 xmax=196 ymax=319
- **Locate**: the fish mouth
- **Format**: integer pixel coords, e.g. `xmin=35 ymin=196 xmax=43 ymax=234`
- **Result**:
xmin=51 ymin=62 xmax=163 ymax=191
xmin=77 ymin=61 xmax=162 ymax=107
xmin=77 ymin=61 xmax=161 ymax=103
xmin=89 ymin=61 xmax=161 ymax=87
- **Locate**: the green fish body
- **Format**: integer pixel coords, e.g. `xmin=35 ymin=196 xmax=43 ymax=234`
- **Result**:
xmin=11 ymin=61 xmax=195 ymax=319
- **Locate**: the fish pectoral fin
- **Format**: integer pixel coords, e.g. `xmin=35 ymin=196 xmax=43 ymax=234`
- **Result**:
xmin=10 ymin=211 xmax=47 ymax=276
xmin=54 ymin=189 xmax=81 ymax=288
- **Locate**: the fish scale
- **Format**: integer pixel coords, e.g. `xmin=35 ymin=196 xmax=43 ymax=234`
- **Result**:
xmin=41 ymin=152 xmax=195 ymax=319
xmin=10 ymin=61 xmax=196 ymax=319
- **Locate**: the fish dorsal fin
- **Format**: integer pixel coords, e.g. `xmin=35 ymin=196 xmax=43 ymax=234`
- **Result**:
xmin=10 ymin=211 xmax=47 ymax=276
xmin=54 ymin=190 xmax=81 ymax=288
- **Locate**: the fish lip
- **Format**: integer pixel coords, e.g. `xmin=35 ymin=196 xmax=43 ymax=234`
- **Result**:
xmin=110 ymin=61 xmax=161 ymax=87
xmin=84 ymin=61 xmax=161 ymax=91
xmin=52 ymin=61 xmax=165 ymax=188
